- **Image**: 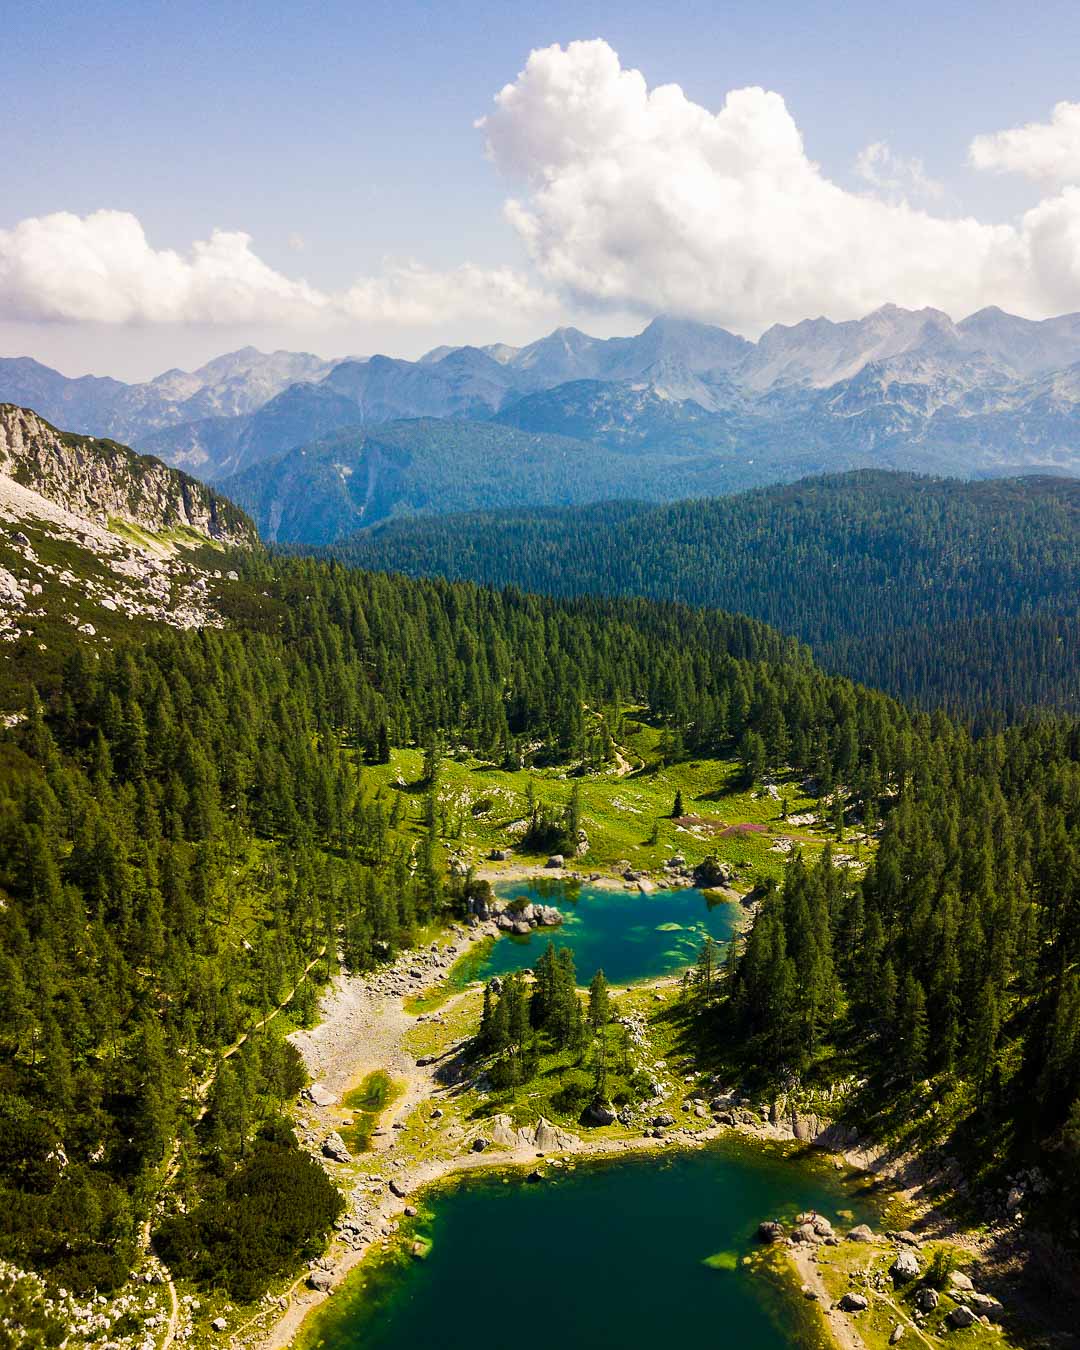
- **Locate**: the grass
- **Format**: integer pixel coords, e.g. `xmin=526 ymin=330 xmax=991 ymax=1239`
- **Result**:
xmin=360 ymin=729 xmax=862 ymax=888
xmin=341 ymin=1071 xmax=405 ymax=1153
xmin=808 ymin=1239 xmax=1019 ymax=1350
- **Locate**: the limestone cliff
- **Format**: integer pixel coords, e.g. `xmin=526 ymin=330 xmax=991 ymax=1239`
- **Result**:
xmin=0 ymin=404 xmax=256 ymax=547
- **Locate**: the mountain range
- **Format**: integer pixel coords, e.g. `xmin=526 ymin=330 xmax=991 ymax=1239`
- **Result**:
xmin=3 ymin=304 xmax=1080 ymax=544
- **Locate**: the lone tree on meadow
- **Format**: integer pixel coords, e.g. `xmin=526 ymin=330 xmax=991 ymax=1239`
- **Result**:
xmin=588 ymin=969 xmax=611 ymax=1034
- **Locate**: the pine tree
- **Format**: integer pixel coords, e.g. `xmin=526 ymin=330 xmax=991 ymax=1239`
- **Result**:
xmin=588 ymin=970 xmax=611 ymax=1034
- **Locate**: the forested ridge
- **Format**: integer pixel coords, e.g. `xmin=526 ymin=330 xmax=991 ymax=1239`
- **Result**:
xmin=1 ymin=542 xmax=1078 ymax=1317
xmin=333 ymin=470 xmax=1080 ymax=722
xmin=0 ymin=553 xmax=912 ymax=1300
xmin=712 ymin=716 xmax=1080 ymax=1215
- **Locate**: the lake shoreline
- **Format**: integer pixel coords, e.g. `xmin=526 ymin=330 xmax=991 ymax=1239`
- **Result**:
xmin=254 ymin=871 xmax=891 ymax=1350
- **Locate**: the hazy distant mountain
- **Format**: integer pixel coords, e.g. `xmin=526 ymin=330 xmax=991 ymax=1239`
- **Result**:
xmin=3 ymin=305 xmax=1080 ymax=502
xmin=141 ymin=382 xmax=363 ymax=477
xmin=0 ymin=347 xmax=335 ymax=448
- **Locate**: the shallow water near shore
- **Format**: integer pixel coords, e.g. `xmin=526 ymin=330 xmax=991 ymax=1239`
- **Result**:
xmin=476 ymin=879 xmax=741 ymax=985
xmin=297 ymin=1138 xmax=871 ymax=1350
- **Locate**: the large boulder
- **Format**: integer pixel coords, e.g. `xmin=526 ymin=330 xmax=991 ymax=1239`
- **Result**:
xmin=914 ymin=1286 xmax=939 ymax=1313
xmin=546 ymin=854 xmax=564 ymax=869
xmin=490 ymin=1114 xmax=521 ymax=1148
xmin=582 ymin=1101 xmax=617 ymax=1126
xmin=532 ymin=1117 xmax=579 ymax=1151
xmin=757 ymin=1221 xmax=786 ymax=1244
xmin=321 ymin=1132 xmax=351 ymax=1163
xmin=966 ymin=1291 xmax=1004 ymax=1321
xmin=948 ymin=1270 xmax=974 ymax=1293
xmin=890 ymin=1249 xmax=920 ymax=1284
xmin=847 ymin=1224 xmax=876 ymax=1243
xmin=947 ymin=1306 xmax=976 ymax=1329
xmin=306 ymin=1082 xmax=337 ymax=1108
xmin=838 ymin=1293 xmax=870 ymax=1313
xmin=307 ymin=1271 xmax=333 ymax=1293
xmin=693 ymin=856 xmax=733 ymax=888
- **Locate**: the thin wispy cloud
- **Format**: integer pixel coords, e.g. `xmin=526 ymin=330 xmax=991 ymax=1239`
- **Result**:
xmin=854 ymin=141 xmax=944 ymax=202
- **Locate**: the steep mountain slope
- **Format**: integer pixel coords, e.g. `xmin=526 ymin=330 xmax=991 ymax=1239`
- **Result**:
xmin=0 ymin=405 xmax=256 ymax=701
xmin=224 ymin=418 xmax=698 ymax=543
xmin=224 ymin=410 xmax=889 ymax=545
xmin=335 ymin=470 xmax=1080 ymax=720
xmin=139 ymin=381 xmax=364 ymax=476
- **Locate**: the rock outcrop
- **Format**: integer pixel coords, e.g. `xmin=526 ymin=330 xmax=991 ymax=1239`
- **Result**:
xmin=0 ymin=405 xmax=258 ymax=654
xmin=0 ymin=405 xmax=255 ymax=545
xmin=485 ymin=1114 xmax=579 ymax=1152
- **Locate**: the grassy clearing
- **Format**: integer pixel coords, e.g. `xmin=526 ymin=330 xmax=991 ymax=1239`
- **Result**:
xmin=809 ymin=1239 xmax=1020 ymax=1350
xmin=363 ymin=734 xmax=859 ymax=886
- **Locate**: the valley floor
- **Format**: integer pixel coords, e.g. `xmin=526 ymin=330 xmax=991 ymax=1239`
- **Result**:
xmin=155 ymin=872 xmax=1016 ymax=1350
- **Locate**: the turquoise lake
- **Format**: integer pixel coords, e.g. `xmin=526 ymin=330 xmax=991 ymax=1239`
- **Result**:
xmin=300 ymin=1140 xmax=872 ymax=1350
xmin=477 ymin=880 xmax=742 ymax=986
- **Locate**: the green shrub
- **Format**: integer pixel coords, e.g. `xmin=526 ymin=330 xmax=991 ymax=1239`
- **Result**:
xmin=924 ymin=1246 xmax=959 ymax=1290
xmin=155 ymin=1129 xmax=343 ymax=1301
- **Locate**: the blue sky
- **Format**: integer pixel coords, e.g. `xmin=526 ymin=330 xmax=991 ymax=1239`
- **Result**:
xmin=4 ymin=0 xmax=1080 ymax=378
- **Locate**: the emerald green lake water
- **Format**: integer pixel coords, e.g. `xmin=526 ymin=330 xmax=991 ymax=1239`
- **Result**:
xmin=300 ymin=1140 xmax=872 ymax=1350
xmin=479 ymin=880 xmax=741 ymax=986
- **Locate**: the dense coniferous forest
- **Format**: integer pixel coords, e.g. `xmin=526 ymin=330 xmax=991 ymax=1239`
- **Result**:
xmin=0 ymin=551 xmax=916 ymax=1297
xmin=333 ymin=471 xmax=1080 ymax=722
xmin=704 ymin=716 xmax=1080 ymax=1211
xmin=2 ymin=543 xmax=1079 ymax=1307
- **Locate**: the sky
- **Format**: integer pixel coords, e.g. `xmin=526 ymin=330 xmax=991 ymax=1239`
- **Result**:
xmin=4 ymin=0 xmax=1080 ymax=379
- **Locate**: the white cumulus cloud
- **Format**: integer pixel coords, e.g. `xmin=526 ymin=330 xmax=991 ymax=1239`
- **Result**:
xmin=478 ymin=39 xmax=1080 ymax=328
xmin=0 ymin=209 xmax=552 ymax=327
xmin=970 ymin=101 xmax=1080 ymax=185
